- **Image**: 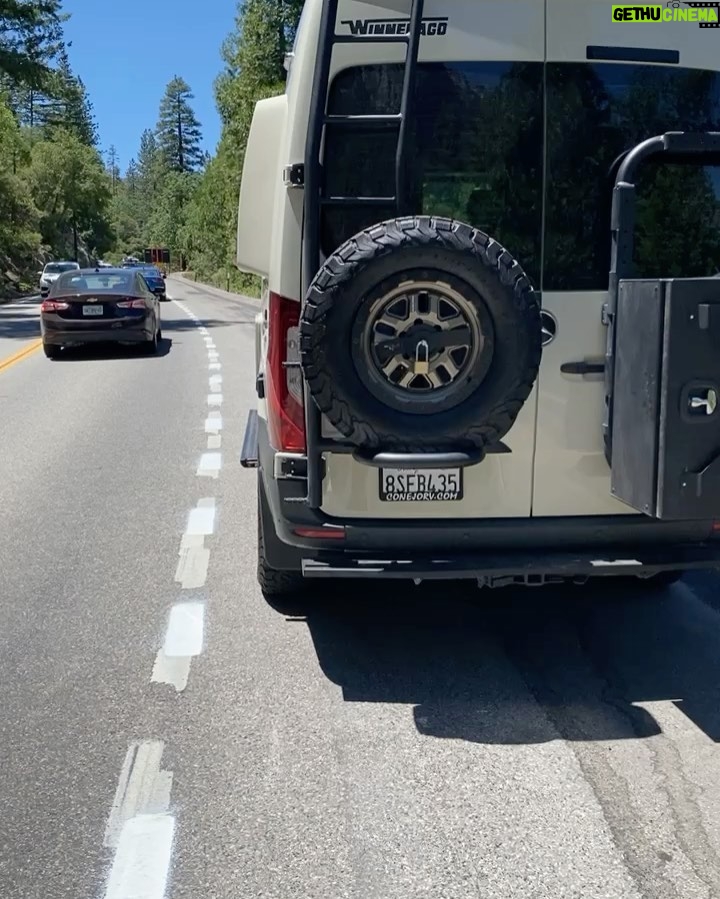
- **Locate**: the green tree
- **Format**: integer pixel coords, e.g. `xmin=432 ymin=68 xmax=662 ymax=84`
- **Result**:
xmin=29 ymin=127 xmax=112 ymax=257
xmin=106 ymin=157 xmax=147 ymax=257
xmin=147 ymin=169 xmax=199 ymax=251
xmin=155 ymin=76 xmax=203 ymax=172
xmin=105 ymin=143 xmax=120 ymax=194
xmin=0 ymin=92 xmax=40 ymax=271
xmin=0 ymin=0 xmax=65 ymax=87
xmin=41 ymin=47 xmax=98 ymax=144
xmin=180 ymin=0 xmax=303 ymax=291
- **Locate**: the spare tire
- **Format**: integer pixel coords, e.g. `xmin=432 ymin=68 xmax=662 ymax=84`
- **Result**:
xmin=300 ymin=216 xmax=542 ymax=453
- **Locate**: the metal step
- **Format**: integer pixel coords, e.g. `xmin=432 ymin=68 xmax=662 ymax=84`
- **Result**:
xmin=301 ymin=542 xmax=720 ymax=580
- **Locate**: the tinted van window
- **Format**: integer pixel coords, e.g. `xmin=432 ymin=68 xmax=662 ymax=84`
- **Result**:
xmin=323 ymin=62 xmax=544 ymax=285
xmin=544 ymin=63 xmax=720 ymax=290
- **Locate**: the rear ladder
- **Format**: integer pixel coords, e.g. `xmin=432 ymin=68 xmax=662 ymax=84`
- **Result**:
xmin=301 ymin=0 xmax=426 ymax=508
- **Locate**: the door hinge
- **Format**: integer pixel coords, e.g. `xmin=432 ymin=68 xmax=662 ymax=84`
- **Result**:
xmin=283 ymin=164 xmax=305 ymax=188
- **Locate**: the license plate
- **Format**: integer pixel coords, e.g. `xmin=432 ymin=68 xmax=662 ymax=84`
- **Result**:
xmin=379 ymin=467 xmax=463 ymax=502
xmin=83 ymin=305 xmax=103 ymax=316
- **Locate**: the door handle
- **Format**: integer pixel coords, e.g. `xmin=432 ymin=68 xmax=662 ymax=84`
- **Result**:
xmin=561 ymin=361 xmax=606 ymax=375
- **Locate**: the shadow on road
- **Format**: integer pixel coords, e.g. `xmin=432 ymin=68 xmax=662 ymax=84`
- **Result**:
xmin=162 ymin=317 xmax=244 ymax=331
xmin=273 ymin=573 xmax=720 ymax=745
xmin=0 ymin=312 xmax=41 ymax=341
xmin=54 ymin=337 xmax=173 ymax=361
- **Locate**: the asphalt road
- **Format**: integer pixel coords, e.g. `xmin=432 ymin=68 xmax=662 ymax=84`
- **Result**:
xmin=3 ymin=276 xmax=720 ymax=899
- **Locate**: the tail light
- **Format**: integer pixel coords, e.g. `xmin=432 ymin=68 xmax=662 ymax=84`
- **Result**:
xmin=40 ymin=300 xmax=69 ymax=312
xmin=117 ymin=298 xmax=146 ymax=309
xmin=267 ymin=291 xmax=306 ymax=452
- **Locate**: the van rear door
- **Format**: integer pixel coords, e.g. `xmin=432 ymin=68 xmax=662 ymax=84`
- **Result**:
xmin=319 ymin=0 xmax=547 ymax=521
xmin=533 ymin=0 xmax=720 ymax=517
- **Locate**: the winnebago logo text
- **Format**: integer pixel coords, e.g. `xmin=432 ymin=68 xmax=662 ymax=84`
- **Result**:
xmin=612 ymin=2 xmax=720 ymax=25
xmin=340 ymin=16 xmax=449 ymax=38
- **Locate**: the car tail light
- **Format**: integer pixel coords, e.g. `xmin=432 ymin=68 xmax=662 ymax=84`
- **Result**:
xmin=40 ymin=300 xmax=69 ymax=312
xmin=293 ymin=526 xmax=346 ymax=541
xmin=267 ymin=291 xmax=305 ymax=452
xmin=116 ymin=298 xmax=146 ymax=309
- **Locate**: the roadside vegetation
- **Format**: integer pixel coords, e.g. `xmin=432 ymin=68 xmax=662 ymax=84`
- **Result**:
xmin=0 ymin=0 xmax=303 ymax=298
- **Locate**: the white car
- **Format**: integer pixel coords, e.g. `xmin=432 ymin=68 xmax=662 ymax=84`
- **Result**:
xmin=39 ymin=261 xmax=80 ymax=297
xmin=237 ymin=0 xmax=720 ymax=599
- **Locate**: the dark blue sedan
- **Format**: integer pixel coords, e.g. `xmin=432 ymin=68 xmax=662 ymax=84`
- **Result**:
xmin=139 ymin=265 xmax=167 ymax=301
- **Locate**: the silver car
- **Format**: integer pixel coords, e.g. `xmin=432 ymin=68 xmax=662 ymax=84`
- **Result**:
xmin=39 ymin=261 xmax=80 ymax=297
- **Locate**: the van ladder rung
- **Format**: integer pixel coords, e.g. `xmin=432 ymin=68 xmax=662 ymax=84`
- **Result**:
xmin=324 ymin=114 xmax=402 ymax=126
xmin=321 ymin=197 xmax=397 ymax=206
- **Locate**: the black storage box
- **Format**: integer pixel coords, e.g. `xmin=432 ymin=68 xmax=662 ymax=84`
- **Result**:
xmin=611 ymin=276 xmax=720 ymax=520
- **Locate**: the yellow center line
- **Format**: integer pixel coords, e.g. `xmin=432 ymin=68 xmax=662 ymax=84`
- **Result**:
xmin=0 ymin=339 xmax=43 ymax=374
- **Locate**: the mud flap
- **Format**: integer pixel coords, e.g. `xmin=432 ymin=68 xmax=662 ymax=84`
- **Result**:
xmin=611 ymin=276 xmax=720 ymax=520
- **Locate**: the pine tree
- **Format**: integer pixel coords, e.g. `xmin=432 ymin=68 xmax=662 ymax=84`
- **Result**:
xmin=137 ymin=128 xmax=163 ymax=197
xmin=125 ymin=158 xmax=139 ymax=193
xmin=106 ymin=144 xmax=120 ymax=194
xmin=155 ymin=76 xmax=204 ymax=173
xmin=0 ymin=0 xmax=65 ymax=87
xmin=44 ymin=48 xmax=97 ymax=144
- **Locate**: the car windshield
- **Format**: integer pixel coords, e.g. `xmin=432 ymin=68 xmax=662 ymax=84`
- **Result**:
xmin=54 ymin=272 xmax=135 ymax=293
xmin=44 ymin=263 xmax=78 ymax=274
xmin=142 ymin=267 xmax=161 ymax=277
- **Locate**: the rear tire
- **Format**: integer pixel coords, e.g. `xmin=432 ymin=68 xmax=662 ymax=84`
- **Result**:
xmin=257 ymin=490 xmax=305 ymax=600
xmin=43 ymin=343 xmax=61 ymax=360
xmin=142 ymin=327 xmax=159 ymax=355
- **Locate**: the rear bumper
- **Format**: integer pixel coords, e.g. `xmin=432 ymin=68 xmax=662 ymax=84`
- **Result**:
xmin=41 ymin=315 xmax=152 ymax=345
xmin=242 ymin=412 xmax=720 ymax=579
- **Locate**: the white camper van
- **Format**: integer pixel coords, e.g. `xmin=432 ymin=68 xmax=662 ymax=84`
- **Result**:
xmin=238 ymin=0 xmax=720 ymax=598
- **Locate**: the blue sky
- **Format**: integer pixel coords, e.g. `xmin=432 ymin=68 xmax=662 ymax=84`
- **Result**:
xmin=62 ymin=0 xmax=238 ymax=173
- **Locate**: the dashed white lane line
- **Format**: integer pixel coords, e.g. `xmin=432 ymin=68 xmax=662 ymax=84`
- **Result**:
xmin=197 ymin=452 xmax=222 ymax=479
xmin=207 ymin=435 xmax=222 ymax=450
xmin=104 ymin=742 xmax=173 ymax=848
xmin=209 ymin=361 xmax=221 ymax=371
xmin=164 ymin=601 xmax=205 ymax=655
xmin=151 ymin=602 xmax=205 ymax=692
xmin=103 ymin=742 xmax=175 ymax=899
xmin=207 ymin=393 xmax=222 ymax=407
xmin=104 ymin=815 xmax=175 ymax=899
xmin=205 ymin=414 xmax=222 ymax=433
xmin=185 ymin=498 xmax=216 ymax=536
xmin=176 ymin=499 xmax=215 ymax=589
xmin=209 ymin=374 xmax=222 ymax=390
